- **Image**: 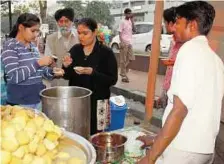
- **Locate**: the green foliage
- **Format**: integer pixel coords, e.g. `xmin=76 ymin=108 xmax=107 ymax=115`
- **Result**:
xmin=85 ymin=1 xmax=114 ymax=28
xmin=57 ymin=0 xmax=85 ymax=19
xmin=57 ymin=0 xmax=114 ymax=28
xmin=13 ymin=4 xmax=29 ymax=14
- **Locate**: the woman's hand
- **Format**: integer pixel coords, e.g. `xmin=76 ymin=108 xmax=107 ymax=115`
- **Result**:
xmin=38 ymin=56 xmax=53 ymax=66
xmin=53 ymin=67 xmax=64 ymax=77
xmin=74 ymin=67 xmax=93 ymax=75
xmin=62 ymin=55 xmax=73 ymax=68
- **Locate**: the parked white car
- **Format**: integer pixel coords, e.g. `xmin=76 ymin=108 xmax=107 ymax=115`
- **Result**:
xmin=110 ymin=22 xmax=172 ymax=54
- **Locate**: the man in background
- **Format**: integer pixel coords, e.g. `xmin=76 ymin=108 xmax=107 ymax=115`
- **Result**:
xmin=118 ymin=8 xmax=136 ymax=83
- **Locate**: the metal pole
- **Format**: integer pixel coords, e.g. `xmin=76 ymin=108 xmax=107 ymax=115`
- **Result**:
xmin=145 ymin=1 xmax=164 ymax=121
xmin=8 ymin=0 xmax=12 ymax=31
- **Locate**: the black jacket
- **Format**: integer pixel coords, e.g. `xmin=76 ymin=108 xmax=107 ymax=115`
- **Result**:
xmin=63 ymin=41 xmax=118 ymax=100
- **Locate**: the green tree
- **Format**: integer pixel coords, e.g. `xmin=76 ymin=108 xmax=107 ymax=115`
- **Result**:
xmin=57 ymin=0 xmax=114 ymax=28
xmin=57 ymin=0 xmax=85 ymax=20
xmin=85 ymin=1 xmax=114 ymax=28
xmin=0 ymin=0 xmax=48 ymax=33
xmin=13 ymin=4 xmax=29 ymax=15
xmin=39 ymin=0 xmax=47 ymax=23
xmin=1 ymin=0 xmax=18 ymax=16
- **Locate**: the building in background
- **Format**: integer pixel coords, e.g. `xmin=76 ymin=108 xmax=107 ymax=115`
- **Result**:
xmin=109 ymin=0 xmax=187 ymax=34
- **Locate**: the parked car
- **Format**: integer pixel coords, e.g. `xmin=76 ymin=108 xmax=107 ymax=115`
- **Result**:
xmin=110 ymin=22 xmax=172 ymax=54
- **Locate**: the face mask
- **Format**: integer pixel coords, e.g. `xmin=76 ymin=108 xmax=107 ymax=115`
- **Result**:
xmin=59 ymin=26 xmax=72 ymax=35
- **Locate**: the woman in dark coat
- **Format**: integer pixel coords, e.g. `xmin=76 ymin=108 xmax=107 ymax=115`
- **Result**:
xmin=62 ymin=18 xmax=118 ymax=135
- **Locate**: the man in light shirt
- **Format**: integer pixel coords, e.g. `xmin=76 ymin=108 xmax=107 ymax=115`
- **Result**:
xmin=118 ymin=8 xmax=136 ymax=83
xmin=137 ymin=1 xmax=224 ymax=164
xmin=45 ymin=8 xmax=79 ymax=86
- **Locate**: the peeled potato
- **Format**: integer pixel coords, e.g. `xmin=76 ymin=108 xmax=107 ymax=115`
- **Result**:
xmin=31 ymin=156 xmax=45 ymax=164
xmin=43 ymin=120 xmax=55 ymax=132
xmin=34 ymin=116 xmax=45 ymax=127
xmin=23 ymin=154 xmax=34 ymax=164
xmin=15 ymin=131 xmax=30 ymax=145
xmin=36 ymin=143 xmax=47 ymax=156
xmin=13 ymin=109 xmax=29 ymax=121
xmin=1 ymin=137 xmax=19 ymax=152
xmin=10 ymin=156 xmax=22 ymax=164
xmin=28 ymin=141 xmax=38 ymax=153
xmin=46 ymin=132 xmax=60 ymax=142
xmin=11 ymin=116 xmax=27 ymax=130
xmin=2 ymin=124 xmax=16 ymax=138
xmin=21 ymin=145 xmax=29 ymax=154
xmin=42 ymin=154 xmax=53 ymax=164
xmin=43 ymin=139 xmax=57 ymax=150
xmin=25 ymin=120 xmax=37 ymax=134
xmin=12 ymin=146 xmax=25 ymax=159
xmin=36 ymin=128 xmax=46 ymax=140
xmin=45 ymin=151 xmax=57 ymax=160
xmin=1 ymin=150 xmax=12 ymax=164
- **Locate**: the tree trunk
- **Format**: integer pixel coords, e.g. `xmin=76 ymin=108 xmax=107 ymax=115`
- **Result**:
xmin=39 ymin=0 xmax=47 ymax=23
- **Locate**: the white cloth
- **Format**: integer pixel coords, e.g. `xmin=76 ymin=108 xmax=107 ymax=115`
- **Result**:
xmin=163 ymin=36 xmax=224 ymax=153
xmin=156 ymin=147 xmax=214 ymax=164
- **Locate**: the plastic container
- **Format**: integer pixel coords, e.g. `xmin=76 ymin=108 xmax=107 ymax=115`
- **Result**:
xmin=107 ymin=96 xmax=127 ymax=131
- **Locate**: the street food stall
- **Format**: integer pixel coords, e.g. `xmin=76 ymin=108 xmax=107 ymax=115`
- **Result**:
xmin=0 ymin=0 xmax=164 ymax=163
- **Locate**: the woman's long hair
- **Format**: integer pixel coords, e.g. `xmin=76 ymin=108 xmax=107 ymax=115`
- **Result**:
xmin=9 ymin=13 xmax=40 ymax=38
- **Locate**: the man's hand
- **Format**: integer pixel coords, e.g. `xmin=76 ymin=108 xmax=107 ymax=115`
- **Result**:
xmin=62 ymin=55 xmax=73 ymax=68
xmin=38 ymin=56 xmax=53 ymax=67
xmin=136 ymin=135 xmax=155 ymax=149
xmin=74 ymin=67 xmax=93 ymax=75
xmin=138 ymin=150 xmax=155 ymax=164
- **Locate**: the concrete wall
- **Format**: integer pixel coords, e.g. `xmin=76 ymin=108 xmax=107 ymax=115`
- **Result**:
xmin=209 ymin=2 xmax=224 ymax=122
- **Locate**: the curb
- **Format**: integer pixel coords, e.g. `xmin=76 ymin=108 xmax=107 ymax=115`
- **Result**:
xmin=111 ymin=86 xmax=162 ymax=128
xmin=111 ymin=86 xmax=146 ymax=104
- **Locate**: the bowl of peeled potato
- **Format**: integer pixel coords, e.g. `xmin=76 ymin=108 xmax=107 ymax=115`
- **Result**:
xmin=0 ymin=105 xmax=96 ymax=164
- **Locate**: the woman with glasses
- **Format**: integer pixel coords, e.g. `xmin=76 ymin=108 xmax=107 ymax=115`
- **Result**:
xmin=62 ymin=18 xmax=118 ymax=135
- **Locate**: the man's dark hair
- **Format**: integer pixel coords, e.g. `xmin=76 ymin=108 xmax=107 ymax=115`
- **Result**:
xmin=176 ymin=1 xmax=215 ymax=35
xmin=124 ymin=8 xmax=132 ymax=14
xmin=163 ymin=7 xmax=176 ymax=24
xmin=54 ymin=8 xmax=74 ymax=22
xmin=78 ymin=18 xmax=97 ymax=32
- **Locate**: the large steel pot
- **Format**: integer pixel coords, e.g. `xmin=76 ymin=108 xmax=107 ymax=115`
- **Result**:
xmin=90 ymin=132 xmax=127 ymax=163
xmin=40 ymin=86 xmax=92 ymax=139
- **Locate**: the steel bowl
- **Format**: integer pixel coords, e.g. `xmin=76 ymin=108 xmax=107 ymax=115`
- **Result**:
xmin=90 ymin=132 xmax=127 ymax=163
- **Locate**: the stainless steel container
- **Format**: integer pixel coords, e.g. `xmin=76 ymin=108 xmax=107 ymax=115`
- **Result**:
xmin=40 ymin=86 xmax=92 ymax=139
xmin=90 ymin=132 xmax=127 ymax=163
xmin=64 ymin=131 xmax=96 ymax=164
